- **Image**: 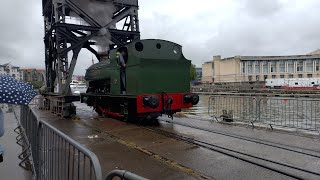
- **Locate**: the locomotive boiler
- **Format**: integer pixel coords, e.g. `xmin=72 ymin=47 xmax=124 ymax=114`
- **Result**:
xmin=80 ymin=39 xmax=199 ymax=122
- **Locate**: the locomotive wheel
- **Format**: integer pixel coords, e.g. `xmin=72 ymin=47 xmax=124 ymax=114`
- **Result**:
xmin=123 ymin=107 xmax=139 ymax=122
xmin=94 ymin=106 xmax=103 ymax=117
xmin=137 ymin=113 xmax=160 ymax=126
xmin=123 ymin=113 xmax=136 ymax=122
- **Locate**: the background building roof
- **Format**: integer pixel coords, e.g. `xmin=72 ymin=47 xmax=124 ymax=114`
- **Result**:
xmin=307 ymin=49 xmax=320 ymax=55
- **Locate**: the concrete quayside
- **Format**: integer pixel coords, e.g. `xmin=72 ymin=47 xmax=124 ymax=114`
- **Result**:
xmin=9 ymin=98 xmax=320 ymax=179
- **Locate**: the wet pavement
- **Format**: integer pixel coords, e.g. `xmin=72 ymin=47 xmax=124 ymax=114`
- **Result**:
xmin=0 ymin=105 xmax=32 ymax=180
xmin=158 ymin=117 xmax=320 ymax=179
xmin=32 ymin=107 xmax=194 ymax=179
xmin=29 ymin=102 xmax=320 ymax=180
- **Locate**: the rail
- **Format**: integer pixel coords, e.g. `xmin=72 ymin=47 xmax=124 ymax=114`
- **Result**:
xmin=16 ymin=105 xmax=147 ymax=180
xmin=208 ymin=95 xmax=320 ymax=132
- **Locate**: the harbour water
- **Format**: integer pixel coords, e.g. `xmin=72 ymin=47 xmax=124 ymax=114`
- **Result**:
xmin=182 ymin=95 xmax=211 ymax=118
xmin=183 ymin=95 xmax=320 ymax=131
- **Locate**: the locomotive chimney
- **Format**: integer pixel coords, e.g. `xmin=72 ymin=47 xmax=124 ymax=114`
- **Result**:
xmin=99 ymin=52 xmax=109 ymax=62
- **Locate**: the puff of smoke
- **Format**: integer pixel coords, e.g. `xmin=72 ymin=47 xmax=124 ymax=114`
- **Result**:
xmin=70 ymin=0 xmax=115 ymax=54
xmin=94 ymin=27 xmax=112 ymax=54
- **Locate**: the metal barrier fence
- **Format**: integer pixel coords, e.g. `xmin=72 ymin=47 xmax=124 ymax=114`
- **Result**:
xmin=208 ymin=96 xmax=259 ymax=123
xmin=105 ymin=170 xmax=148 ymax=180
xmin=18 ymin=106 xmax=102 ymax=180
xmin=17 ymin=105 xmax=147 ymax=180
xmin=209 ymin=95 xmax=320 ymax=132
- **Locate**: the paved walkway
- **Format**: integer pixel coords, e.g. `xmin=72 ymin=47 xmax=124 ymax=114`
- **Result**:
xmin=0 ymin=105 xmax=32 ymax=180
xmin=32 ymin=102 xmax=320 ymax=179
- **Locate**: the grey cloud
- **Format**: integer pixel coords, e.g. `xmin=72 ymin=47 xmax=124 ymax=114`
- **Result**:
xmin=205 ymin=4 xmax=320 ymax=59
xmin=241 ymin=0 xmax=283 ymax=17
xmin=1 ymin=0 xmax=319 ymax=74
xmin=135 ymin=0 xmax=320 ymax=68
xmin=0 ymin=0 xmax=44 ymax=69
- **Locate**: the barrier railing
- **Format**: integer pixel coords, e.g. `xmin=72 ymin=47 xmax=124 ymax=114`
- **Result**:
xmin=18 ymin=106 xmax=102 ymax=180
xmin=105 ymin=170 xmax=148 ymax=180
xmin=208 ymin=95 xmax=259 ymax=124
xmin=259 ymin=98 xmax=320 ymax=131
xmin=209 ymin=95 xmax=320 ymax=132
xmin=17 ymin=105 xmax=147 ymax=180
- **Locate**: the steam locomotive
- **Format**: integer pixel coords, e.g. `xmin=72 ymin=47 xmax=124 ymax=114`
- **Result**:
xmin=80 ymin=39 xmax=199 ymax=122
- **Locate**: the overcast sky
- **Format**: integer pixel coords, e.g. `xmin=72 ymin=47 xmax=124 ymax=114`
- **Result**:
xmin=0 ymin=0 xmax=319 ymax=75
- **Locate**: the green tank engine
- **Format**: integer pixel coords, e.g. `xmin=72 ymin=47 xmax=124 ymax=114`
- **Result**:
xmin=80 ymin=39 xmax=199 ymax=121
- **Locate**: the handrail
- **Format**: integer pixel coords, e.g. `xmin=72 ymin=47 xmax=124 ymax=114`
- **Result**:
xmin=105 ymin=169 xmax=148 ymax=180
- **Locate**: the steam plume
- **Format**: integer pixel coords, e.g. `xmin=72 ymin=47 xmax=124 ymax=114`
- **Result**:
xmin=70 ymin=0 xmax=115 ymax=54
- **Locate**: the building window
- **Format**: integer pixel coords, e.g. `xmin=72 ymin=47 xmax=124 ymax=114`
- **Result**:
xmin=263 ymin=61 xmax=268 ymax=73
xmin=264 ymin=75 xmax=268 ymax=80
xmin=242 ymin=62 xmax=245 ymax=74
xmin=298 ymin=74 xmax=303 ymax=78
xmin=307 ymin=74 xmax=313 ymax=78
xmin=288 ymin=74 xmax=294 ymax=78
xmin=256 ymin=75 xmax=260 ymax=81
xmin=270 ymin=61 xmax=277 ymax=73
xmin=248 ymin=61 xmax=253 ymax=74
xmin=297 ymin=61 xmax=303 ymax=72
xmin=280 ymin=75 xmax=285 ymax=78
xmin=288 ymin=61 xmax=294 ymax=73
xmin=316 ymin=60 xmax=320 ymax=71
xmin=279 ymin=61 xmax=285 ymax=72
xmin=255 ymin=62 xmax=260 ymax=74
xmin=306 ymin=60 xmax=313 ymax=72
xmin=272 ymin=75 xmax=276 ymax=79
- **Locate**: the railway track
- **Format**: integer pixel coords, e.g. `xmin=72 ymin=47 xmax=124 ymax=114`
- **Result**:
xmin=158 ymin=118 xmax=320 ymax=158
xmin=144 ymin=126 xmax=320 ymax=180
xmin=76 ymin=107 xmax=320 ymax=179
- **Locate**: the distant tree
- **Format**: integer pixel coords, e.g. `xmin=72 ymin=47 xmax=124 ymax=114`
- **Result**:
xmin=190 ymin=64 xmax=196 ymax=81
xmin=29 ymin=81 xmax=43 ymax=89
